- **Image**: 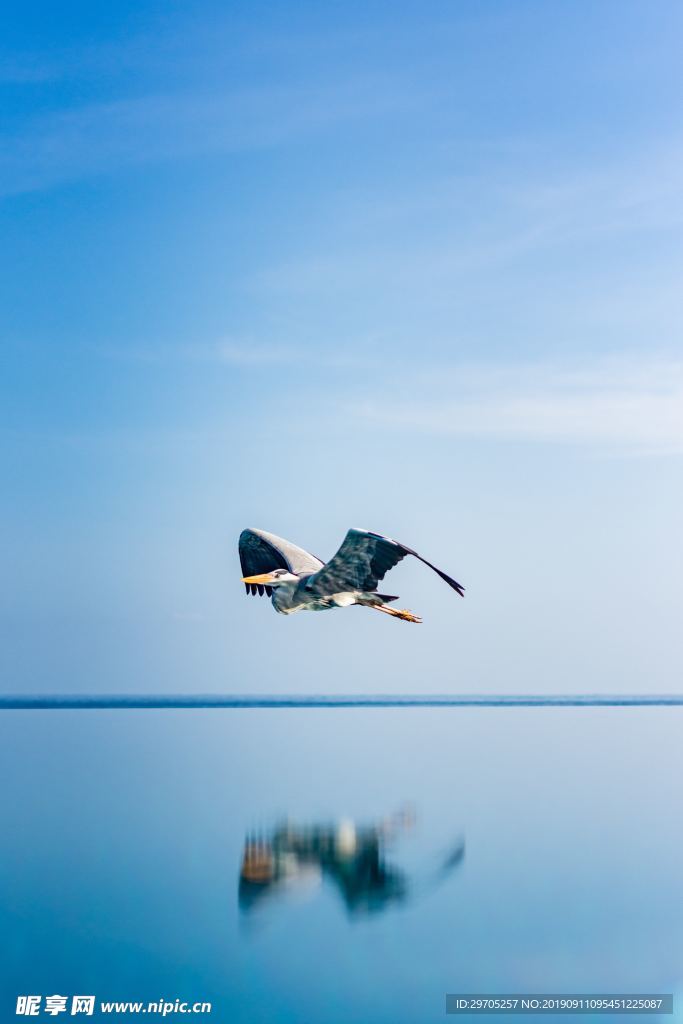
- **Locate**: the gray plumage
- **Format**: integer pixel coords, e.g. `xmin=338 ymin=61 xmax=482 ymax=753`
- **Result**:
xmin=239 ymin=528 xmax=323 ymax=596
xmin=239 ymin=527 xmax=464 ymax=624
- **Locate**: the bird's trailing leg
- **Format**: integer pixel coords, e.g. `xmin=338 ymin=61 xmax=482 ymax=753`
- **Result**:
xmin=370 ymin=603 xmax=422 ymax=624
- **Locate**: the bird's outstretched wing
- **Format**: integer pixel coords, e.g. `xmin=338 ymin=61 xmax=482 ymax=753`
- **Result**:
xmin=307 ymin=528 xmax=465 ymax=597
xmin=239 ymin=528 xmax=324 ymax=596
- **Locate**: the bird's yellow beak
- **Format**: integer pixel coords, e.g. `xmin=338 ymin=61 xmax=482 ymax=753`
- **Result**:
xmin=241 ymin=572 xmax=277 ymax=584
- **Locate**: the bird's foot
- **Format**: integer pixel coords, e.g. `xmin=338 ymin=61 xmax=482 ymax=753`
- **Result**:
xmin=369 ymin=602 xmax=422 ymax=623
xmin=391 ymin=608 xmax=422 ymax=623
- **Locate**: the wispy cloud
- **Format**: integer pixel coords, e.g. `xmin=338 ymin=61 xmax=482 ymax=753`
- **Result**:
xmin=350 ymin=357 xmax=683 ymax=455
xmin=217 ymin=341 xmax=307 ymax=367
xmin=93 ymin=336 xmax=384 ymax=371
xmin=252 ymin=138 xmax=683 ymax=300
xmin=217 ymin=339 xmax=382 ymax=370
xmin=92 ymin=342 xmax=683 ymax=455
xmin=0 ymin=74 xmax=415 ymax=198
xmin=0 ymin=57 xmax=57 ymax=84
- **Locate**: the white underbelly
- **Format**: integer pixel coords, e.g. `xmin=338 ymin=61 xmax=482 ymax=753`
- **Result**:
xmin=293 ymin=592 xmax=356 ymax=612
xmin=272 ymin=587 xmax=357 ymax=613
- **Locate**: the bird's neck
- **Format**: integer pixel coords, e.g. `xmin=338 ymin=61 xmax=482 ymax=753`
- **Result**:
xmin=271 ymin=580 xmax=301 ymax=613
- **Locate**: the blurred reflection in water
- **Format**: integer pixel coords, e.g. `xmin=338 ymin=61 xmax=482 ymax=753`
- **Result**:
xmin=239 ymin=805 xmax=465 ymax=919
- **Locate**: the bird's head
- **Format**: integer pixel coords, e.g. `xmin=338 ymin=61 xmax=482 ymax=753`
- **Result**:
xmin=241 ymin=568 xmax=299 ymax=588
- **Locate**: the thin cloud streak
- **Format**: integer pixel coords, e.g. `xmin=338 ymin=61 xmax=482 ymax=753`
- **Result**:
xmin=217 ymin=339 xmax=383 ymax=370
xmin=253 ymin=139 xmax=683 ymax=297
xmin=0 ymin=75 xmax=414 ymax=197
xmin=350 ymin=358 xmax=683 ymax=455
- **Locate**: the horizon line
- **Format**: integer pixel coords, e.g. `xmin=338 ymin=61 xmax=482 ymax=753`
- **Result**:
xmin=1 ymin=694 xmax=682 ymax=709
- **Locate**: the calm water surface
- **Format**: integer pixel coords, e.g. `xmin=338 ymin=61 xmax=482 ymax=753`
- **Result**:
xmin=1 ymin=708 xmax=682 ymax=1022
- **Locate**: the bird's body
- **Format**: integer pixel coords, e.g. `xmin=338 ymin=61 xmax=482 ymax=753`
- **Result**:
xmin=271 ymin=583 xmax=357 ymax=615
xmin=239 ymin=527 xmax=464 ymax=624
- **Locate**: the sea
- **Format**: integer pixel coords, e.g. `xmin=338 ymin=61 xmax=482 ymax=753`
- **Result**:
xmin=2 ymin=698 xmax=681 ymax=1022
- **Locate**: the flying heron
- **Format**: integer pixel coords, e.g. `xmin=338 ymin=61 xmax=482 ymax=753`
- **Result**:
xmin=239 ymin=527 xmax=464 ymax=624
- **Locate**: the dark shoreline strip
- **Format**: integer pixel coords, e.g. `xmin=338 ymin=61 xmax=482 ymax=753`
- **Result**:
xmin=1 ymin=695 xmax=682 ymax=709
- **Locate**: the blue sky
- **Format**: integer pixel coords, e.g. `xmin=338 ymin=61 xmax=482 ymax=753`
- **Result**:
xmin=2 ymin=0 xmax=682 ymax=694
